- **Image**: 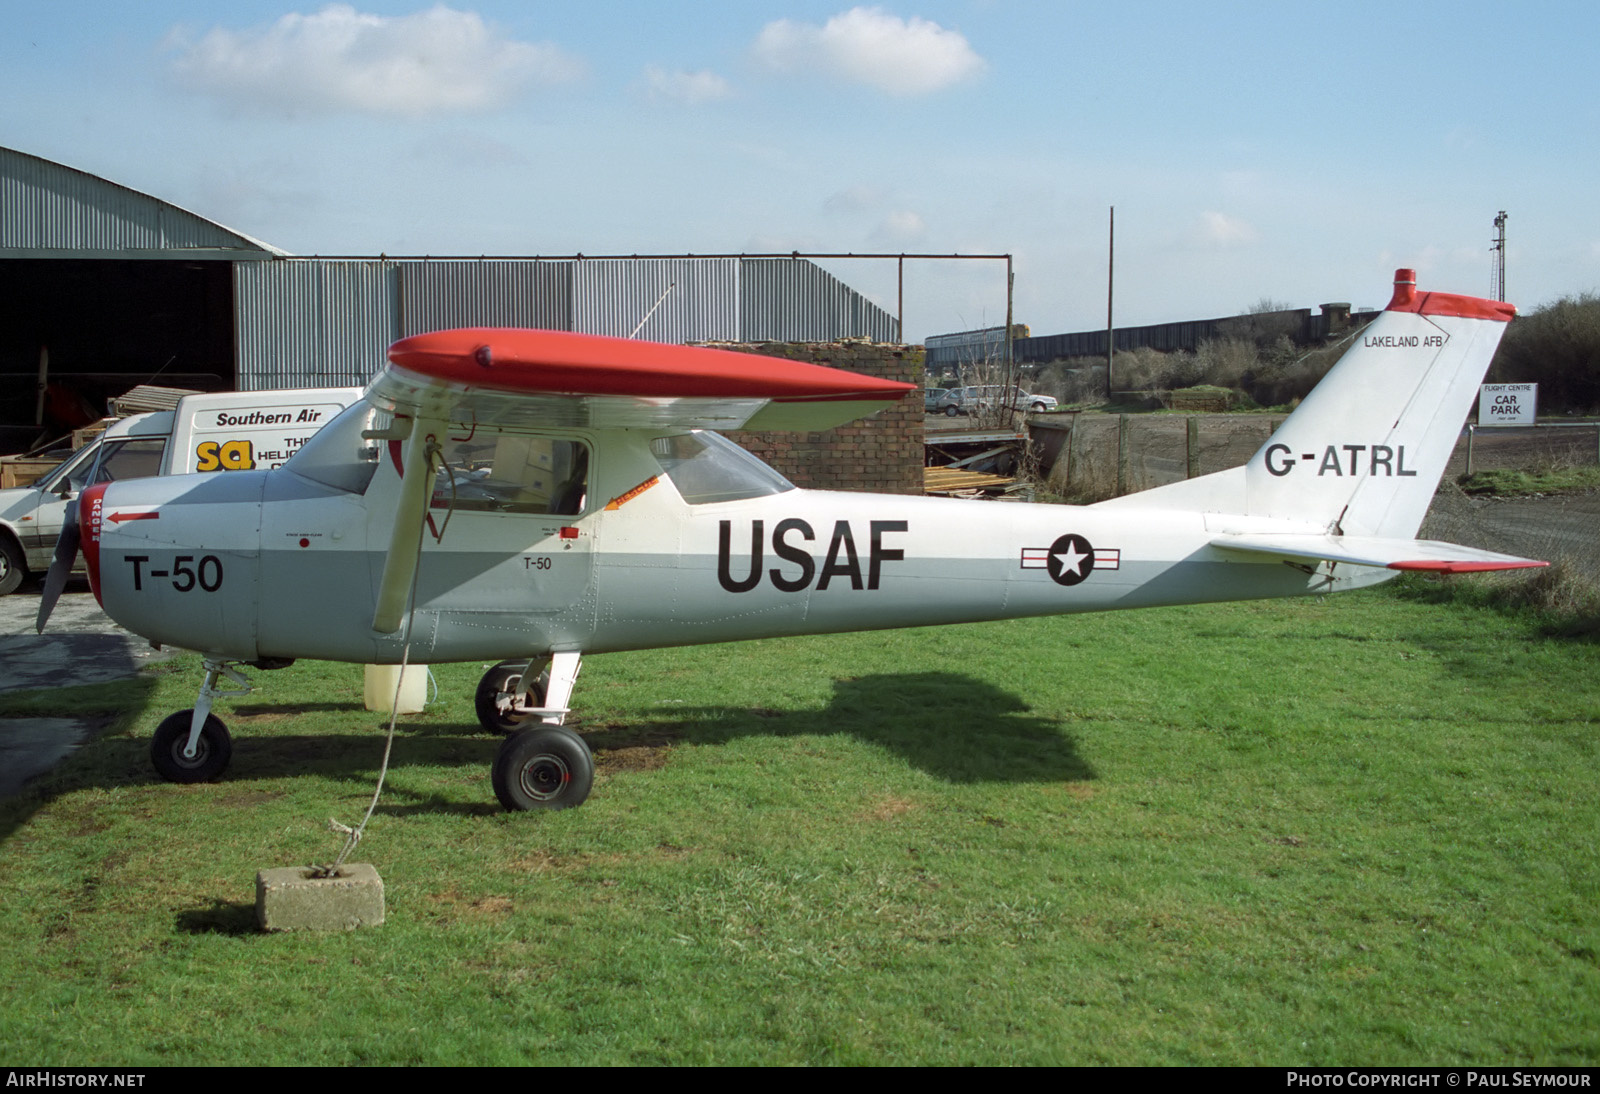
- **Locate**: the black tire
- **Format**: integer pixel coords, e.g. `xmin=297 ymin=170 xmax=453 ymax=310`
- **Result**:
xmin=151 ymin=710 xmax=233 ymax=783
xmin=491 ymin=726 xmax=594 ymax=812
xmin=1031 ymin=401 xmax=1048 ymax=413
xmin=0 ymin=535 xmax=24 ymax=596
xmin=944 ymin=404 xmax=960 ymax=417
xmin=474 ymin=660 xmax=550 ymax=735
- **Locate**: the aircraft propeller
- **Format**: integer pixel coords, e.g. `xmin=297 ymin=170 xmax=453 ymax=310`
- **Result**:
xmin=35 ymin=492 xmax=81 ymax=634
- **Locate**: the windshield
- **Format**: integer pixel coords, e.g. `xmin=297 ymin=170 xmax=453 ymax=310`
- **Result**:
xmin=37 ymin=438 xmax=166 ymax=494
xmin=649 ymin=431 xmax=794 ymax=504
xmin=36 ymin=444 xmax=98 ymax=493
xmin=282 ymin=401 xmax=384 ymax=494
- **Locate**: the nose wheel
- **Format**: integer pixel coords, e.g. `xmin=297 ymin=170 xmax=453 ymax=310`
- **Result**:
xmin=151 ymin=710 xmax=233 ymax=783
xmin=149 ymin=658 xmax=251 ymax=784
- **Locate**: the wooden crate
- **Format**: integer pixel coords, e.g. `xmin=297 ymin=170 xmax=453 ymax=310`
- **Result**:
xmin=0 ymin=457 xmax=61 ymax=489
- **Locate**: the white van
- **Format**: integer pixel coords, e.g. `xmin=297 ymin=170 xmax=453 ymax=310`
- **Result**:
xmin=0 ymin=387 xmax=359 ymax=594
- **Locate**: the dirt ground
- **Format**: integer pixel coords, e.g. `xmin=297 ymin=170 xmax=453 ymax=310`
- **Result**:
xmin=1401 ymin=425 xmax=1598 ymax=579
xmin=1444 ymin=422 xmax=1600 ymax=479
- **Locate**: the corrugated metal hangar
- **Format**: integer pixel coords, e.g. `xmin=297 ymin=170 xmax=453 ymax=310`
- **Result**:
xmin=1 ymin=146 xmax=898 ymax=447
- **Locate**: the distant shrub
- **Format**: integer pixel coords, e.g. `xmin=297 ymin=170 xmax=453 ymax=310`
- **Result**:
xmin=1028 ymin=305 xmax=1364 ymax=408
xmin=1458 ymin=466 xmax=1600 ymax=496
xmin=1490 ymin=293 xmax=1600 ymax=413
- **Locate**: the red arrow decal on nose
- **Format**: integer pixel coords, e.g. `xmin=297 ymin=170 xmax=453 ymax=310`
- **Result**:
xmin=109 ymin=510 xmax=160 ymax=524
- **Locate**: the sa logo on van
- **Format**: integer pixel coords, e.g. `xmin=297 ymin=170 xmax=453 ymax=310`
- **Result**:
xmin=195 ymin=439 xmax=256 ymax=472
xmin=1021 ymin=535 xmax=1120 ymax=586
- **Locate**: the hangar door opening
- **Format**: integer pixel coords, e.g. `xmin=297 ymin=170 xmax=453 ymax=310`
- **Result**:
xmin=0 ymin=258 xmax=234 ymax=453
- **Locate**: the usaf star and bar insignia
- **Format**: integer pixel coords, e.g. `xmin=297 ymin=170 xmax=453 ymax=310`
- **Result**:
xmin=1020 ymin=534 xmax=1120 ymax=586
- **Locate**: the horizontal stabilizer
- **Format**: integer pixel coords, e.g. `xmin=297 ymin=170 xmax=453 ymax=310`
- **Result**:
xmin=1210 ymin=533 xmax=1547 ymax=573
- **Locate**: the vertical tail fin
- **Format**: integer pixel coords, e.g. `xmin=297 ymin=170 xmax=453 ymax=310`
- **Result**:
xmin=1243 ymin=269 xmax=1514 ymax=536
xmin=1101 ymin=270 xmax=1515 ymax=537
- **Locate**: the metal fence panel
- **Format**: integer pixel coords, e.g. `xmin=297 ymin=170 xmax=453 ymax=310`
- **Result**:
xmin=235 ymin=260 xmax=398 ymax=390
xmin=740 ymin=259 xmax=899 ymax=343
xmin=235 ymin=254 xmax=907 ymax=393
xmin=925 ymin=325 xmax=1016 ymax=372
xmin=572 ymin=258 xmax=740 ymax=342
xmin=1043 ymin=414 xmax=1281 ymax=499
xmin=398 ymin=260 xmax=571 ymax=335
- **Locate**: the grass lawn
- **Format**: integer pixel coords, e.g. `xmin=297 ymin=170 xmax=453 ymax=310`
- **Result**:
xmin=1 ymin=584 xmax=1596 ymax=1065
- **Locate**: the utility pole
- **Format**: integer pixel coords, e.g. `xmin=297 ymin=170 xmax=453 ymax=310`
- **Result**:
xmin=1004 ymin=256 xmax=1015 ymax=405
xmin=1492 ymin=210 xmax=1508 ymax=302
xmin=1106 ymin=206 xmax=1115 ymax=400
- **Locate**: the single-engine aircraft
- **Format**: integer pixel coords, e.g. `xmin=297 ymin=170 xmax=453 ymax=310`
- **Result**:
xmin=37 ymin=269 xmax=1544 ymax=811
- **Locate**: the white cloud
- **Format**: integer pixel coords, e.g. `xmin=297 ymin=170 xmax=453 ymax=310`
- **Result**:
xmin=821 ymin=187 xmax=926 ymax=243
xmin=1198 ymin=211 xmax=1258 ymax=246
xmin=166 ymin=4 xmax=583 ymax=118
xmin=753 ymin=7 xmax=984 ymax=97
xmin=642 ymin=65 xmax=731 ymax=105
xmin=877 ymin=209 xmax=927 ymax=242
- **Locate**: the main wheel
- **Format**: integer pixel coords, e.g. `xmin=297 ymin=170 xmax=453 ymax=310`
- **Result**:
xmin=1031 ymin=401 xmax=1048 ymax=413
xmin=944 ymin=404 xmax=961 ymax=417
xmin=474 ymin=660 xmax=550 ymax=734
xmin=0 ymin=536 xmax=25 ymax=596
xmin=151 ymin=710 xmax=233 ymax=783
xmin=491 ymin=726 xmax=594 ymax=812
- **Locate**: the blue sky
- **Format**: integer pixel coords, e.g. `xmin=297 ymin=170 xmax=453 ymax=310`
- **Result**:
xmin=3 ymin=1 xmax=1596 ymax=340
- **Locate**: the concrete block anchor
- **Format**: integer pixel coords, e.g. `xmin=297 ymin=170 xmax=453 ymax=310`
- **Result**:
xmin=256 ymin=864 xmax=385 ymax=931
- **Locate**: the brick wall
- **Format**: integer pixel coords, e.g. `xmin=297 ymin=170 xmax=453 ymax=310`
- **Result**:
xmin=709 ymin=341 xmax=925 ymax=495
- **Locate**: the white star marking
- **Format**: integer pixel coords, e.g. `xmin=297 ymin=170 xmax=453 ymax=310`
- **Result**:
xmin=1053 ymin=542 xmax=1089 ymax=577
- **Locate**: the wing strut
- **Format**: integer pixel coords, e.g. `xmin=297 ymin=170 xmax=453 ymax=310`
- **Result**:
xmin=372 ymin=415 xmax=444 ymax=635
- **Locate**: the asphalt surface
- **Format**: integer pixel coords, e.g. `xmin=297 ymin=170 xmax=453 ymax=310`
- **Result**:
xmin=0 ymin=583 xmax=178 ymax=798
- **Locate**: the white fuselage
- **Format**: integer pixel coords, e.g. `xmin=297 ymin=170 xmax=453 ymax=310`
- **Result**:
xmin=86 ymin=419 xmax=1365 ymax=667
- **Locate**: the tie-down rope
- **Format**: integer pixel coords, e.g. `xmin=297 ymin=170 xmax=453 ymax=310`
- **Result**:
xmin=315 ymin=435 xmax=456 ymax=875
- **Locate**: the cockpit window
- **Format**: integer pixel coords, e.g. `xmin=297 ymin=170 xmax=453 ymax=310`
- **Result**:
xmin=431 ymin=431 xmax=589 ymax=516
xmin=282 ymin=401 xmax=384 ymax=494
xmin=649 ymin=431 xmax=795 ymax=504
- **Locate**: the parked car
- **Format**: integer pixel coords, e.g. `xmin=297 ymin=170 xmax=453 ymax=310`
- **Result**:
xmin=934 ymin=386 xmax=1057 ymax=416
xmin=923 ymin=387 xmax=950 ymax=413
xmin=934 ymin=388 xmax=971 ymax=416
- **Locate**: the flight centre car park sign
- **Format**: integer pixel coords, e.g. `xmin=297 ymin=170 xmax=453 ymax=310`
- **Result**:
xmin=1478 ymin=383 xmax=1537 ymax=426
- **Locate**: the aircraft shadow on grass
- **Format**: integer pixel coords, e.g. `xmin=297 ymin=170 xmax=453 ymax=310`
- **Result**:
xmin=574 ymin=671 xmax=1094 ymax=785
xmin=0 ymin=670 xmax=1092 ymax=835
